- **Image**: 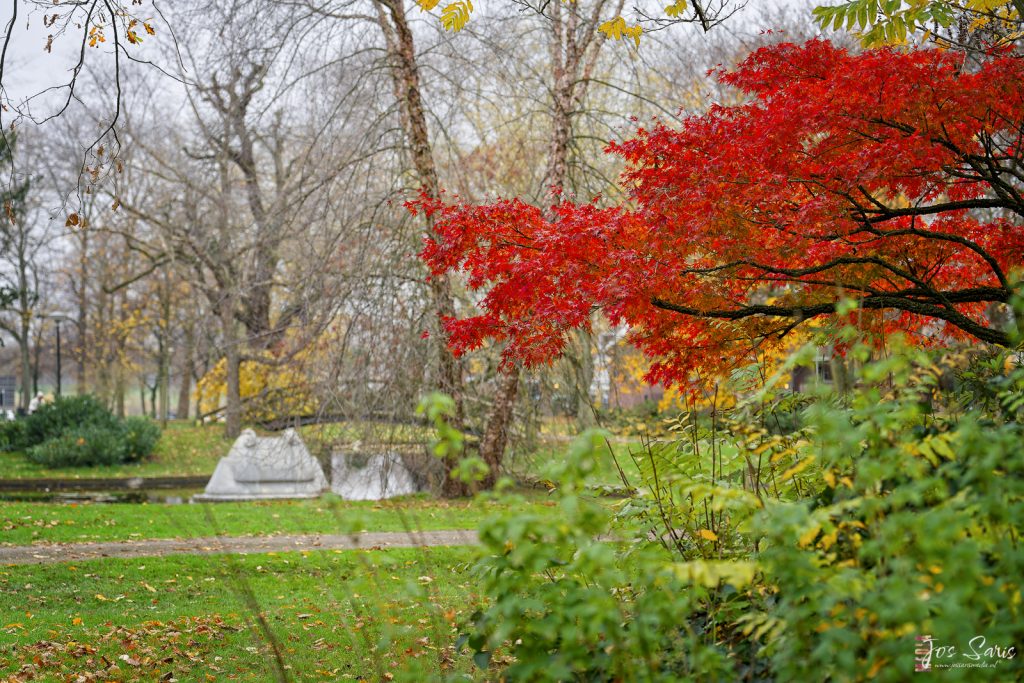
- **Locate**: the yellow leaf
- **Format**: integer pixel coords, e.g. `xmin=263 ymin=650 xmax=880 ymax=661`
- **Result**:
xmin=665 ymin=0 xmax=687 ymax=17
xmin=671 ymin=560 xmax=757 ymax=588
xmin=798 ymin=525 xmax=820 ymax=548
xmin=867 ymin=658 xmax=888 ymax=678
xmin=417 ymin=0 xmax=441 ymax=10
xmin=621 ymin=24 xmax=642 ymax=47
xmin=440 ymin=0 xmax=473 ymax=32
xmin=917 ymin=440 xmax=939 ymax=466
xmin=696 ymin=529 xmax=718 ymax=541
xmin=780 ymin=455 xmax=815 ymax=481
xmin=599 ymin=16 xmax=643 ymax=46
xmin=932 ymin=436 xmax=956 ymax=461
xmin=599 ymin=16 xmax=627 ymax=40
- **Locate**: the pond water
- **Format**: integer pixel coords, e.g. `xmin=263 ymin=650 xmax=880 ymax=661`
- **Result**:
xmin=0 ymin=488 xmax=205 ymax=504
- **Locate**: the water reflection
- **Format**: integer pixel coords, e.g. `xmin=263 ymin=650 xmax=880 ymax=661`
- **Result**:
xmin=0 ymin=489 xmax=203 ymax=504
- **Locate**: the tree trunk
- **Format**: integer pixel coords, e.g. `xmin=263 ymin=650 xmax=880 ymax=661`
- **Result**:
xmin=574 ymin=329 xmax=596 ymax=429
xmin=221 ymin=297 xmax=243 ymax=439
xmin=377 ymin=0 xmax=468 ymax=494
xmin=194 ymin=380 xmax=203 ymax=427
xmin=18 ymin=312 xmax=30 ymax=412
xmin=75 ymin=232 xmax=89 ymax=394
xmin=478 ymin=371 xmax=520 ymax=488
xmin=177 ymin=322 xmax=194 ymax=420
xmin=115 ymin=293 xmax=128 ymax=418
xmin=830 ymin=353 xmax=851 ymax=396
xmin=381 ymin=0 xmax=464 ymax=417
xmin=475 ymin=0 xmax=603 ymax=477
xmin=157 ymin=335 xmax=169 ymax=424
xmin=114 ymin=371 xmax=125 ymax=418
xmin=31 ymin=329 xmax=41 ymax=397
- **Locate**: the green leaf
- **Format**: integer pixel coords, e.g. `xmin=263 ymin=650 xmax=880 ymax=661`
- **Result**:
xmin=472 ymin=650 xmax=491 ymax=669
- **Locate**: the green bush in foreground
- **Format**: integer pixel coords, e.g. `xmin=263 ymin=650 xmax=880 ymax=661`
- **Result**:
xmin=460 ymin=343 xmax=1024 ymax=682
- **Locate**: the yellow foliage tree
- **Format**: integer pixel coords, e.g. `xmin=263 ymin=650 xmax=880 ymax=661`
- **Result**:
xmin=195 ymin=351 xmax=318 ymax=423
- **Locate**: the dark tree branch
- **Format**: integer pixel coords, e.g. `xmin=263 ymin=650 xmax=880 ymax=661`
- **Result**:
xmin=651 ymin=289 xmax=1010 ymax=346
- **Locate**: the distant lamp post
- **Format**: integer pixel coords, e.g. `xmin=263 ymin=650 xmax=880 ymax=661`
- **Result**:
xmin=37 ymin=312 xmax=71 ymax=397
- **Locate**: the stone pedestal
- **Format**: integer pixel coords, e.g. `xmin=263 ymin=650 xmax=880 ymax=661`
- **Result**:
xmin=195 ymin=429 xmax=327 ymax=501
xmin=331 ymin=452 xmax=420 ymax=501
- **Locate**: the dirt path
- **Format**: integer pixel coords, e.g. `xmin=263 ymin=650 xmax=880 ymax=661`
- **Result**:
xmin=0 ymin=529 xmax=479 ymax=565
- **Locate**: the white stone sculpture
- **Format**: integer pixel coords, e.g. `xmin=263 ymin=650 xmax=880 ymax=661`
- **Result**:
xmin=195 ymin=428 xmax=327 ymax=501
xmin=331 ymin=451 xmax=419 ymax=500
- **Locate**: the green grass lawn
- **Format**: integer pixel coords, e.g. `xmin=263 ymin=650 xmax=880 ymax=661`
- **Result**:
xmin=0 ymin=546 xmax=485 ymax=680
xmin=0 ymin=492 xmax=560 ymax=545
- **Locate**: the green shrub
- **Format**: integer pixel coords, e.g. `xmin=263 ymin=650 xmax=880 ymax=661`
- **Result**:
xmin=26 ymin=424 xmax=129 ymax=468
xmin=11 ymin=395 xmax=162 ymax=468
xmin=21 ymin=395 xmax=118 ymax=449
xmin=461 ymin=342 xmax=1024 ymax=682
xmin=0 ymin=419 xmax=26 ymax=451
xmin=465 ymin=432 xmax=762 ymax=681
xmin=754 ymin=396 xmax=1024 ymax=680
xmin=121 ymin=416 xmax=161 ymax=462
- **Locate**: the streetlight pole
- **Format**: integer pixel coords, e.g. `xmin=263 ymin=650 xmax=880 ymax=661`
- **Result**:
xmin=37 ymin=312 xmax=71 ymax=398
xmin=55 ymin=319 xmax=62 ymax=397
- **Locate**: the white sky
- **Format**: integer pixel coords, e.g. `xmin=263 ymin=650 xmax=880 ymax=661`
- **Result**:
xmin=0 ymin=0 xmax=817 ymax=109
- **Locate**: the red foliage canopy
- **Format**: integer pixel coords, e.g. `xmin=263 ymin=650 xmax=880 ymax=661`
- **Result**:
xmin=415 ymin=40 xmax=1024 ymax=387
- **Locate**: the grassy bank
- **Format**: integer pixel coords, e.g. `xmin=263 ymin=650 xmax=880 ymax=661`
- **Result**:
xmin=0 ymin=546 xmax=484 ymax=680
xmin=0 ymin=422 xmax=230 ymax=480
xmin=0 ymin=420 xmax=437 ymax=481
xmin=0 ymin=493 xmax=560 ymax=546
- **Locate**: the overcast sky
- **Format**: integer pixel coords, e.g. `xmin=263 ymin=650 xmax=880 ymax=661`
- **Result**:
xmin=1 ymin=0 xmax=817 ymax=109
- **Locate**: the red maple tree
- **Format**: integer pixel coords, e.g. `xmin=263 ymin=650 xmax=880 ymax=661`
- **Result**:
xmin=415 ymin=40 xmax=1024 ymax=388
